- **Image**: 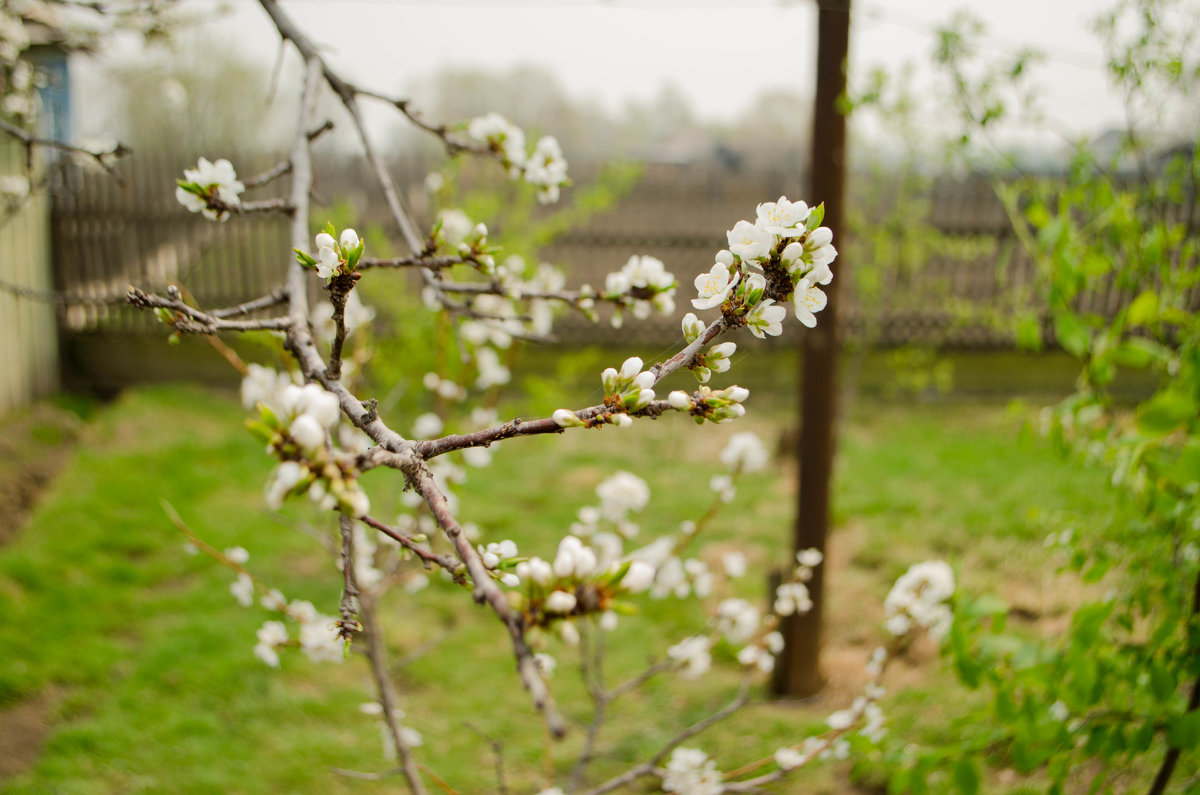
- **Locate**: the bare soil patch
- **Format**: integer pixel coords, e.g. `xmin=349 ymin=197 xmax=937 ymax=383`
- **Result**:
xmin=0 ymin=402 xmax=83 ymax=544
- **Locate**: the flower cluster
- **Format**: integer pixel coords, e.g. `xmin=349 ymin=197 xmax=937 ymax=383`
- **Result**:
xmin=661 ymin=747 xmax=723 ymax=795
xmin=175 ymin=157 xmax=244 ymax=221
xmin=687 ymin=197 xmax=836 ymax=337
xmin=295 ymin=225 xmax=365 ymax=280
xmin=883 ymin=560 xmax=956 ymax=639
xmin=720 ymin=431 xmax=770 ymax=474
xmin=213 ymin=546 xmax=346 ymax=667
xmin=243 ymin=374 xmax=370 ymax=518
xmin=667 ymin=384 xmax=751 ymax=425
xmin=601 ymin=255 xmax=677 ymax=327
xmin=774 ymin=548 xmax=823 ymax=616
xmin=465 ymin=112 xmax=569 ymax=204
xmin=553 ymin=356 xmax=659 ymax=429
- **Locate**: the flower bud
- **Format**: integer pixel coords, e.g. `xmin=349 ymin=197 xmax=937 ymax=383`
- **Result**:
xmin=668 ymin=390 xmax=692 ymax=410
xmin=290 ymin=414 xmax=326 ymax=452
xmin=544 ymin=590 xmax=577 ymax=613
xmin=601 ymin=367 xmax=619 ymax=395
xmin=339 ymin=228 xmax=359 ymax=251
xmin=632 ymin=370 xmax=656 ymax=390
xmin=618 ymin=357 xmax=643 ymax=381
xmin=621 ymin=560 xmax=655 ymax=593
xmin=611 ymin=413 xmax=633 ymax=428
xmin=315 ymin=232 xmax=335 ymax=250
xmin=626 ymin=388 xmax=655 ymax=412
xmin=553 ymin=408 xmax=583 ymax=428
xmin=715 ymin=249 xmax=735 ymax=266
xmin=682 ymin=312 xmax=705 ymax=343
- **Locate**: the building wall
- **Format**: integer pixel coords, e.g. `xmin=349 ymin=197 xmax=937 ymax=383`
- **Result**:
xmin=0 ymin=138 xmax=57 ymax=412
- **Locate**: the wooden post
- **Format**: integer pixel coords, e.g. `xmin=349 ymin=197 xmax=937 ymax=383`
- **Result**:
xmin=773 ymin=0 xmax=850 ymax=699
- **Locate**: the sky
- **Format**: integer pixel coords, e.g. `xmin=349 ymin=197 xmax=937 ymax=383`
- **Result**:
xmin=215 ymin=0 xmax=1125 ymax=130
xmin=78 ymin=0 xmax=1132 ymax=144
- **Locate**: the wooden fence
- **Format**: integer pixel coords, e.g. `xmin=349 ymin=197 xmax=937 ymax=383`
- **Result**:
xmin=0 ymin=140 xmax=56 ymax=412
xmin=44 ymin=151 xmax=1193 ymax=390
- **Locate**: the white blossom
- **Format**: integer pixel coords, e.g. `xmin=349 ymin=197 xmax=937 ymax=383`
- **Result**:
xmin=692 ymin=262 xmax=738 ymax=311
xmin=794 ymin=285 xmax=828 ymax=328
xmin=224 ymin=546 xmax=250 ymax=565
xmin=595 ymin=471 xmax=650 ymax=522
xmin=667 ymin=636 xmax=712 ymax=679
xmin=230 ymin=572 xmax=254 ymax=607
xmin=175 ymin=157 xmax=243 ymax=221
xmin=516 ymin=557 xmax=553 ymax=586
xmin=467 ymin=112 xmax=526 ymax=170
xmin=727 ymin=219 xmax=775 ymax=262
xmin=709 ymin=473 xmax=736 ymax=502
xmin=437 ymin=209 xmax=473 ymax=245
xmin=746 ymin=298 xmax=786 ymax=338
xmin=534 ymin=653 xmax=557 ymax=678
xmin=299 ymin=615 xmax=343 ymax=664
xmin=720 ymin=432 xmax=769 ymax=474
xmin=265 ymin=461 xmax=307 ymax=510
xmin=715 ymin=598 xmax=760 ymax=644
xmin=884 ymin=560 xmax=955 ymax=639
xmin=475 ymin=347 xmax=511 ymax=389
xmin=774 ymin=746 xmax=805 ymax=771
xmin=774 ymin=582 xmax=813 ymax=616
xmin=411 ymin=412 xmax=444 ymax=439
xmin=797 ymin=548 xmax=824 ymax=568
xmin=722 ymin=551 xmax=747 ymax=578
xmin=662 ymin=747 xmax=723 ymax=795
xmin=755 ymin=196 xmax=811 ymax=236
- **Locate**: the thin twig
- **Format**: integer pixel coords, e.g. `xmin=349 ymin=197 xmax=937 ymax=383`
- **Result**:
xmin=126 ymin=286 xmax=293 ymax=334
xmin=400 ymin=450 xmax=566 ymax=738
xmin=465 ymin=723 xmax=510 ymax=795
xmin=579 ymin=678 xmax=753 ymax=795
xmin=209 ymin=288 xmax=289 ymax=318
xmin=0 ymin=117 xmax=129 ymax=175
xmin=359 ymin=513 xmax=462 ymax=576
xmin=360 ymin=593 xmax=428 ymax=795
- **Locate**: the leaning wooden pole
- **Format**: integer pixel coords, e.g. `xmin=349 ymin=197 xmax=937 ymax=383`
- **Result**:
xmin=773 ymin=0 xmax=850 ymax=699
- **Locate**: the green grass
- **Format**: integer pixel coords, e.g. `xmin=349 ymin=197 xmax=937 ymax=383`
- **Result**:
xmin=0 ymin=375 xmax=1118 ymax=794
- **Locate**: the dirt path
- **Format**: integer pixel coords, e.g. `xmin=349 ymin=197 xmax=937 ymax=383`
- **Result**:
xmin=0 ymin=400 xmax=86 ymax=782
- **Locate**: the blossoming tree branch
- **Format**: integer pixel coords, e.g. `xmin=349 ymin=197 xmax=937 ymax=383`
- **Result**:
xmin=0 ymin=0 xmax=961 ymax=791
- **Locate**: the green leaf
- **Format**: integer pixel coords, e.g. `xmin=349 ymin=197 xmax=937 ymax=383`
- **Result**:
xmin=1016 ymin=312 xmax=1043 ymax=351
xmin=1149 ymin=659 xmax=1175 ymax=702
xmin=1127 ymin=291 xmax=1159 ymax=326
xmin=1167 ymin=711 xmax=1200 ymax=750
xmin=1112 ymin=338 xmax=1169 ymax=369
xmin=1025 ymin=202 xmax=1051 ymax=228
xmin=953 ymin=758 xmax=981 ymax=794
xmin=1070 ymin=602 xmax=1113 ymax=649
xmin=1054 ymin=312 xmax=1090 ymax=357
xmin=293 ymin=248 xmax=317 ymax=268
xmin=1137 ymin=390 xmax=1197 ymax=435
xmin=346 ymin=239 xmax=366 ymax=270
xmin=806 ymin=203 xmax=825 ymax=231
xmin=965 ymin=593 xmax=1009 ymax=618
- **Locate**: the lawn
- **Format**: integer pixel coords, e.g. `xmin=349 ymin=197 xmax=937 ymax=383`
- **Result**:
xmin=0 ymin=365 xmax=1119 ymax=794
